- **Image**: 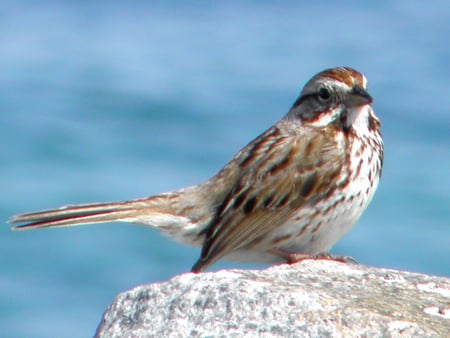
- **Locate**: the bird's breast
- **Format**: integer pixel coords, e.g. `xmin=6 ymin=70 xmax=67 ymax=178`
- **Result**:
xmin=267 ymin=129 xmax=383 ymax=255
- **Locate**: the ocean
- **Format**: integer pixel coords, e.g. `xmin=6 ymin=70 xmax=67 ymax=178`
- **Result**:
xmin=0 ymin=1 xmax=449 ymax=337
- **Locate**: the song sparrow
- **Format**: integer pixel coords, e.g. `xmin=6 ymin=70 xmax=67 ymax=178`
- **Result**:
xmin=9 ymin=67 xmax=383 ymax=273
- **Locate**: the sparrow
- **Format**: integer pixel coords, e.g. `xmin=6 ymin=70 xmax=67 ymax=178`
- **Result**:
xmin=9 ymin=67 xmax=383 ymax=273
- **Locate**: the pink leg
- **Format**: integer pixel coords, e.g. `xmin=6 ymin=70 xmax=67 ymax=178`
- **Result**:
xmin=270 ymin=249 xmax=357 ymax=264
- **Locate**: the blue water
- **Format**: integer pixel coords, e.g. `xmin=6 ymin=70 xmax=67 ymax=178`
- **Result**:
xmin=1 ymin=1 xmax=449 ymax=337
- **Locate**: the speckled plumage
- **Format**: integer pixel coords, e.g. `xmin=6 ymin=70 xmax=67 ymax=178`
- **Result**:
xmin=9 ymin=67 xmax=383 ymax=273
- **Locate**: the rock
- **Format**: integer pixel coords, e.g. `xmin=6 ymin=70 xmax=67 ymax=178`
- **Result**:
xmin=95 ymin=261 xmax=450 ymax=337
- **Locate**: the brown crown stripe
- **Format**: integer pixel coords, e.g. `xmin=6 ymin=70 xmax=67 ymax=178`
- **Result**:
xmin=315 ymin=67 xmax=365 ymax=88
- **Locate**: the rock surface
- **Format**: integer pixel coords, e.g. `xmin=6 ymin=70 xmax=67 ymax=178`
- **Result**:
xmin=95 ymin=261 xmax=450 ymax=337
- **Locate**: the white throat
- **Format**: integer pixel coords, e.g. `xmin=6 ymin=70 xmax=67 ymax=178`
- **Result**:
xmin=345 ymin=104 xmax=373 ymax=135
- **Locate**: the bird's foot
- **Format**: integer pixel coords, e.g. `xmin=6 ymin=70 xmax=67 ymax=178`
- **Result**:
xmin=270 ymin=249 xmax=358 ymax=265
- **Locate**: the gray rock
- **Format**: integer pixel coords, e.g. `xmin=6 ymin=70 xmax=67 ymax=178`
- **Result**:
xmin=95 ymin=261 xmax=450 ymax=338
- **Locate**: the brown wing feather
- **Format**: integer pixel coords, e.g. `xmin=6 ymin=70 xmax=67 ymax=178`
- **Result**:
xmin=192 ymin=122 xmax=346 ymax=272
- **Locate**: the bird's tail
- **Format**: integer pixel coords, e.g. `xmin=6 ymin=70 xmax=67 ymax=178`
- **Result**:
xmin=9 ymin=189 xmax=206 ymax=248
xmin=9 ymin=200 xmax=153 ymax=230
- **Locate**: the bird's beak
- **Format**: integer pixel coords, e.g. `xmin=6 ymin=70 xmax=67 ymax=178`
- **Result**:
xmin=345 ymin=85 xmax=372 ymax=107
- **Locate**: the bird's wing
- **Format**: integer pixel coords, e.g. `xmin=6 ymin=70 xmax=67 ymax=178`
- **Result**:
xmin=192 ymin=123 xmax=346 ymax=272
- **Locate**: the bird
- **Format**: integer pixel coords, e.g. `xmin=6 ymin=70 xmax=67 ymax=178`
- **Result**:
xmin=9 ymin=66 xmax=383 ymax=273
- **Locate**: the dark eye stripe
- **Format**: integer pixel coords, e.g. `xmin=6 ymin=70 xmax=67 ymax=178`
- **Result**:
xmin=292 ymin=93 xmax=317 ymax=108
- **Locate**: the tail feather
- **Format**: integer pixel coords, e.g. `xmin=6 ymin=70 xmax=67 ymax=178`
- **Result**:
xmin=9 ymin=201 xmax=142 ymax=230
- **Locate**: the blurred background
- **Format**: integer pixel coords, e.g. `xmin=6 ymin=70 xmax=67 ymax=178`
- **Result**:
xmin=1 ymin=1 xmax=449 ymax=337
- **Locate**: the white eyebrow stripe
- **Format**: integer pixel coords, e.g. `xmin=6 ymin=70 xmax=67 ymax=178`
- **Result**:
xmin=322 ymin=78 xmax=352 ymax=90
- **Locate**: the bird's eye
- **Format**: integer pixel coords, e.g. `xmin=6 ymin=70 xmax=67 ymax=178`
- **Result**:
xmin=318 ymin=87 xmax=331 ymax=101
